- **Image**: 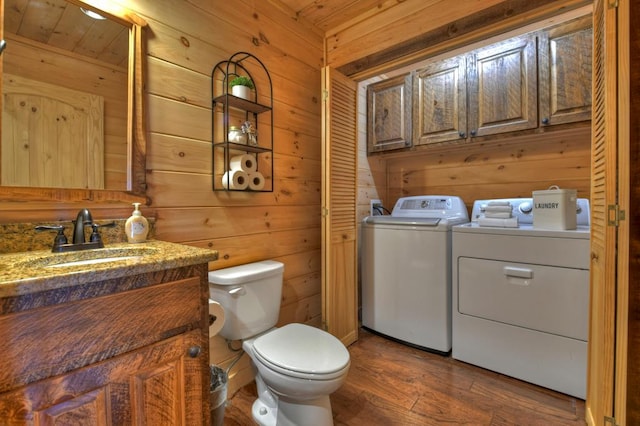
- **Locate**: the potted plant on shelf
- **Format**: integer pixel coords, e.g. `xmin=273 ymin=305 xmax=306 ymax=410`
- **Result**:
xmin=230 ymin=75 xmax=254 ymax=100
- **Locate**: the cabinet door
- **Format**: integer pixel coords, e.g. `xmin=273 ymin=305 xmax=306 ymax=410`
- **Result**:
xmin=539 ymin=15 xmax=592 ymax=126
xmin=0 ymin=331 xmax=206 ymax=425
xmin=468 ymin=34 xmax=537 ymax=137
xmin=413 ymin=55 xmax=467 ymax=145
xmin=366 ymin=73 xmax=412 ymax=153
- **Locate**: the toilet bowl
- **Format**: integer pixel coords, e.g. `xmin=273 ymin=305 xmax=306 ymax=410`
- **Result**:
xmin=208 ymin=260 xmax=350 ymax=426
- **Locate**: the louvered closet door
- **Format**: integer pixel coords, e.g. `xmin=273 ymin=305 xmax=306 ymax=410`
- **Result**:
xmin=321 ymin=67 xmax=358 ymax=346
xmin=587 ymin=0 xmax=619 ymax=423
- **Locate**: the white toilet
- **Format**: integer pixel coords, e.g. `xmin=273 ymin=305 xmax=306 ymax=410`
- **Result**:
xmin=208 ymin=260 xmax=350 ymax=426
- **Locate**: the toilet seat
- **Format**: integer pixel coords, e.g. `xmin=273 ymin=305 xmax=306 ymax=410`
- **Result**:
xmin=252 ymin=323 xmax=350 ymax=380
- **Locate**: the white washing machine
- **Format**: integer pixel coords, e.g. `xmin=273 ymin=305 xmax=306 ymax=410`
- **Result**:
xmin=452 ymin=198 xmax=590 ymax=398
xmin=361 ymin=195 xmax=469 ymax=353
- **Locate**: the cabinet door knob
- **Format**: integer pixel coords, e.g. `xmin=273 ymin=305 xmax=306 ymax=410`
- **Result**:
xmin=542 ymin=117 xmax=550 ymax=125
xmin=188 ymin=346 xmax=201 ymax=358
xmin=459 ymin=131 xmax=466 ymax=138
xmin=470 ymin=130 xmax=477 ymax=137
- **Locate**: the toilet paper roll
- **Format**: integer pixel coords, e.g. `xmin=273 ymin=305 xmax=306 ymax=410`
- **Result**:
xmin=208 ymin=299 xmax=225 ymax=336
xmin=229 ymin=154 xmax=257 ymax=172
xmin=222 ymin=170 xmax=249 ymax=190
xmin=248 ymin=171 xmax=265 ymax=191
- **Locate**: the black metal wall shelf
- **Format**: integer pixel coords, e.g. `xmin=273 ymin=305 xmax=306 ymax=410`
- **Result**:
xmin=211 ymin=52 xmax=273 ymax=192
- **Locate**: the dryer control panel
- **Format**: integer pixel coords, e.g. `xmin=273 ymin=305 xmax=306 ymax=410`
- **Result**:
xmin=470 ymin=198 xmax=590 ymax=226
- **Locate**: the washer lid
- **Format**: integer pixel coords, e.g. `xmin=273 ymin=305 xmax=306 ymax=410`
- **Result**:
xmin=363 ymin=216 xmax=441 ymax=226
xmin=253 ymin=323 xmax=350 ymax=374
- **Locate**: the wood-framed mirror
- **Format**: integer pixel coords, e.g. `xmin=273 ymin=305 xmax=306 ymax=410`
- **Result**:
xmin=0 ymin=0 xmax=147 ymax=203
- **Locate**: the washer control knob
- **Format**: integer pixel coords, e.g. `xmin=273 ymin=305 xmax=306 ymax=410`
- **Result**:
xmin=519 ymin=201 xmax=533 ymax=214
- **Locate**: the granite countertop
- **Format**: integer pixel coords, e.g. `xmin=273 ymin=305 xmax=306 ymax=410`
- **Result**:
xmin=0 ymin=240 xmax=218 ymax=297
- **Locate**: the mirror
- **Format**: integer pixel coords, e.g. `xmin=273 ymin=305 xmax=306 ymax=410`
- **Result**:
xmin=0 ymin=0 xmax=147 ymax=201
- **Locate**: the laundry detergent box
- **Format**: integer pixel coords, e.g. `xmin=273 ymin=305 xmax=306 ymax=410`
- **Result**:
xmin=532 ymin=186 xmax=577 ymax=230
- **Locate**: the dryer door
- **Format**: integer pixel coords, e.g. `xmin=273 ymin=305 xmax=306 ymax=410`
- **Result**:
xmin=457 ymin=257 xmax=589 ymax=340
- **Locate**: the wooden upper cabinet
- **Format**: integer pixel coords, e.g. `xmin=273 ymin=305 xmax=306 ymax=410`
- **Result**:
xmin=413 ymin=56 xmax=467 ymax=145
xmin=539 ymin=15 xmax=593 ymax=126
xmin=467 ymin=34 xmax=538 ymax=138
xmin=368 ymin=16 xmax=591 ymax=151
xmin=367 ymin=73 xmax=412 ymax=153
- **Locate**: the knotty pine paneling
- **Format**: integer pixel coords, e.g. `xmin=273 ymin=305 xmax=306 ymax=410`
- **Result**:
xmin=358 ymin=125 xmax=591 ymax=219
xmin=153 ymin=205 xmax=320 ymax=242
xmin=125 ymin=0 xmax=324 ymax=392
xmin=0 ymin=0 xmax=325 ymax=395
xmin=1 ymin=0 xmax=594 ymax=402
xmin=191 ymin=227 xmax=321 ymax=269
xmin=3 ymin=37 xmax=128 ymax=190
xmin=329 ymin=0 xmax=591 ymax=78
xmin=356 ymin=127 xmax=590 ymax=235
xmin=148 ymin=173 xmax=320 ymax=208
xmin=147 ymin=133 xmax=212 ymax=175
xmin=281 ymin=271 xmax=321 ymax=312
xmin=356 ymin=82 xmax=387 ymax=221
xmin=326 ymin=0 xmax=505 ymax=69
xmin=147 ymin=128 xmax=320 ymax=177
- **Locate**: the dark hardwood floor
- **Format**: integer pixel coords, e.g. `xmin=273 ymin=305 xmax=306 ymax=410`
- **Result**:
xmin=223 ymin=328 xmax=586 ymax=425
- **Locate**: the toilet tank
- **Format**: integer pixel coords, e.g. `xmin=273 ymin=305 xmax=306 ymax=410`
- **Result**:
xmin=208 ymin=260 xmax=284 ymax=340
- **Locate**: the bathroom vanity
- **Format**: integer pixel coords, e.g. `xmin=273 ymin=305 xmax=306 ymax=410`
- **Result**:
xmin=0 ymin=241 xmax=218 ymax=424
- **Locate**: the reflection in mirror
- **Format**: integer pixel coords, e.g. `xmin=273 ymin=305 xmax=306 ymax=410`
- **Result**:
xmin=0 ymin=0 xmax=147 ymax=203
xmin=2 ymin=0 xmax=129 ymax=190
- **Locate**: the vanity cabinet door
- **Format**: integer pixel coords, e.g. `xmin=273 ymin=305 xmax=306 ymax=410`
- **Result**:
xmin=0 ymin=271 xmax=210 ymax=425
xmin=467 ymin=34 xmax=538 ymax=137
xmin=0 ymin=330 xmax=206 ymax=425
xmin=538 ymin=15 xmax=593 ymax=126
xmin=413 ymin=55 xmax=467 ymax=145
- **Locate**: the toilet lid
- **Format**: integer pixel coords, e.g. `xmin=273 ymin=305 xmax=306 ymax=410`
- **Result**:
xmin=252 ymin=323 xmax=350 ymax=375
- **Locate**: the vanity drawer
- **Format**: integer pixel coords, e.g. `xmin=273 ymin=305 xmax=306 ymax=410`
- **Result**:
xmin=0 ymin=275 xmax=202 ymax=393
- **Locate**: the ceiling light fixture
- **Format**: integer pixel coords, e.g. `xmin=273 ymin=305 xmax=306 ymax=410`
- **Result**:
xmin=80 ymin=7 xmax=107 ymax=20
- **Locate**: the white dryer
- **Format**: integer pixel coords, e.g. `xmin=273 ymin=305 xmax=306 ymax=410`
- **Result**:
xmin=361 ymin=195 xmax=469 ymax=353
xmin=452 ymin=198 xmax=590 ymax=398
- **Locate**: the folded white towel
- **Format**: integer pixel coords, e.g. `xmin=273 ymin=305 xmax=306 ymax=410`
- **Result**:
xmin=484 ymin=211 xmax=513 ymax=219
xmin=484 ymin=205 xmax=512 ymax=213
xmin=487 ymin=200 xmax=511 ymax=207
xmin=478 ymin=216 xmax=519 ymax=228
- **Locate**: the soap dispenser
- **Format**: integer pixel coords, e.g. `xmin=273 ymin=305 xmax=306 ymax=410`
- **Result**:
xmin=125 ymin=202 xmax=149 ymax=243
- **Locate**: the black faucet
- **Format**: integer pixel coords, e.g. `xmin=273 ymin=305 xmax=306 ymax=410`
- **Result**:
xmin=35 ymin=209 xmax=116 ymax=252
xmin=73 ymin=208 xmax=94 ymax=244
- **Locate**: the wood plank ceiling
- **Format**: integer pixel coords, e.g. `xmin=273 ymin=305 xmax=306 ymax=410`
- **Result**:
xmin=3 ymin=0 xmax=370 ymax=69
xmin=276 ymin=0 xmax=385 ymax=32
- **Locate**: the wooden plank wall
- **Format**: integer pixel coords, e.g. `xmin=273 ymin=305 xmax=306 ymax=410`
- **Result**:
xmin=356 ymin=81 xmax=386 ymax=219
xmin=325 ymin=0 xmax=505 ymax=69
xmin=3 ymin=36 xmax=128 ymax=190
xmin=111 ymin=0 xmax=325 ymax=394
xmin=383 ymin=126 xmax=591 ymax=211
xmin=349 ymin=0 xmax=594 ymax=220
xmin=357 ymin=124 xmax=591 ymax=221
xmin=0 ymin=0 xmax=593 ymax=398
xmin=0 ymin=0 xmax=324 ymax=395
